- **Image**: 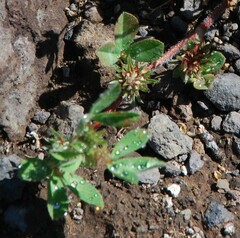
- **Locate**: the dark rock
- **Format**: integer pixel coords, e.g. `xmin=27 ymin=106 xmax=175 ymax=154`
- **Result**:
xmin=147 ymin=6 xmax=164 ymax=25
xmin=203 ymin=201 xmax=234 ymax=228
xmin=0 ymin=178 xmax=25 ymax=203
xmin=148 ymin=113 xmax=193 ymax=160
xmin=4 ymin=201 xmax=50 ymax=233
xmin=204 ymin=73 xmax=240 ymax=112
xmin=186 ymin=150 xmax=204 ymax=174
xmin=4 ymin=206 xmax=29 ymax=232
xmin=205 ymin=29 xmax=219 ymax=41
xmin=222 ymin=111 xmax=240 ymax=136
xmin=170 ymin=16 xmax=188 ymax=35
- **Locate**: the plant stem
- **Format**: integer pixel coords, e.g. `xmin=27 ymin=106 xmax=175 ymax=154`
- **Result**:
xmin=92 ymin=96 xmax=123 ymax=130
xmin=145 ymin=0 xmax=228 ymax=71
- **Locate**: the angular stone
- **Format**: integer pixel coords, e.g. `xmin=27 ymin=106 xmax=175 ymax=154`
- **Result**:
xmin=203 ymin=201 xmax=234 ymax=228
xmin=222 ymin=111 xmax=240 ymax=136
xmin=148 ymin=113 xmax=193 ymax=160
xmin=186 ymin=150 xmax=204 ymax=174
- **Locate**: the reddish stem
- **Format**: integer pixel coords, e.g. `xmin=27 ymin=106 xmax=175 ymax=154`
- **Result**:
xmin=145 ymin=0 xmax=228 ymax=71
xmin=92 ymin=96 xmax=123 ymax=130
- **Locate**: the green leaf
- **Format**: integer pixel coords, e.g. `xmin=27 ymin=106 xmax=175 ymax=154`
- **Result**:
xmin=193 ymin=74 xmax=215 ymax=90
xmin=108 ymin=157 xmax=165 ymax=184
xmin=51 ymin=151 xmax=81 ymax=161
xmin=92 ymin=112 xmax=140 ymax=127
xmin=97 ymin=42 xmax=121 ymax=66
xmin=201 ymin=51 xmax=225 ymax=74
xmin=115 ymin=12 xmax=139 ymax=50
xmin=59 ymin=157 xmax=83 ymax=173
xmin=63 ymin=173 xmax=104 ymax=208
xmin=47 ymin=176 xmax=69 ymax=220
xmin=18 ymin=158 xmax=51 ymax=182
xmin=111 ymin=128 xmax=148 ymax=160
xmin=89 ymin=83 xmax=121 ymax=116
xmin=126 ymin=39 xmax=164 ymax=62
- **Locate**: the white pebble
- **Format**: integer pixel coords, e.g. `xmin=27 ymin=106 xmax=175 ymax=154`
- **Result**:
xmin=224 ymin=223 xmax=235 ymax=235
xmin=167 ymin=183 xmax=181 ymax=198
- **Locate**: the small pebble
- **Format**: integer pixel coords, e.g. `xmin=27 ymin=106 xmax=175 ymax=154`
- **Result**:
xmin=224 ymin=223 xmax=235 ymax=235
xmin=211 ymin=115 xmax=222 ymax=131
xmin=164 ymin=161 xmax=182 ymax=177
xmin=216 ymin=179 xmax=230 ymax=193
xmin=180 ymin=209 xmax=192 ymax=221
xmin=186 ymin=150 xmax=204 ymax=174
xmin=166 ymin=184 xmax=181 ymax=198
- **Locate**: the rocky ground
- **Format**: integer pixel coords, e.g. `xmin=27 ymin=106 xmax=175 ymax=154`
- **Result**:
xmin=0 ymin=0 xmax=240 ymax=237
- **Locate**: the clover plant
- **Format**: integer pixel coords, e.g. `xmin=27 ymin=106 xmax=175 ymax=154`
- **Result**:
xmin=19 ymin=83 xmax=165 ymax=220
xmin=97 ymin=10 xmax=227 ymax=95
xmin=173 ymin=41 xmax=225 ymax=90
xmin=97 ymin=12 xmax=164 ymax=102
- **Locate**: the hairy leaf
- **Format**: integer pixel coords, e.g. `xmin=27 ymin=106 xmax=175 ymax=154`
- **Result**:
xmin=97 ymin=42 xmax=121 ymax=66
xmin=115 ymin=12 xmax=139 ymax=50
xmin=201 ymin=51 xmax=225 ymax=74
xmin=126 ymin=39 xmax=164 ymax=62
xmin=89 ymin=83 xmax=121 ymax=116
xmin=59 ymin=157 xmax=84 ymax=173
xmin=92 ymin=112 xmax=140 ymax=127
xmin=193 ymin=74 xmax=215 ymax=90
xmin=108 ymin=157 xmax=165 ymax=184
xmin=111 ymin=128 xmax=148 ymax=160
xmin=51 ymin=151 xmax=81 ymax=161
xmin=47 ymin=176 xmax=69 ymax=220
xmin=18 ymin=158 xmax=51 ymax=182
xmin=63 ymin=173 xmax=104 ymax=208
